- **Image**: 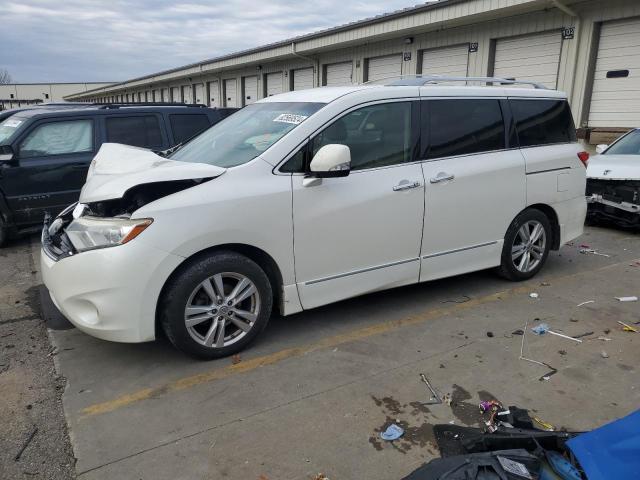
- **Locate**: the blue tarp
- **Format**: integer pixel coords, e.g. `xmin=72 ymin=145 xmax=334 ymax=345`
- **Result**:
xmin=567 ymin=409 xmax=640 ymax=480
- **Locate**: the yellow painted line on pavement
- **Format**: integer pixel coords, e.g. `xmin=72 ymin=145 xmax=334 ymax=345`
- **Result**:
xmin=80 ymin=259 xmax=634 ymax=419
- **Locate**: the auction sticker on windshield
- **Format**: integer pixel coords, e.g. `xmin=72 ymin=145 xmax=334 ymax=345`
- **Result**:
xmin=273 ymin=113 xmax=308 ymax=125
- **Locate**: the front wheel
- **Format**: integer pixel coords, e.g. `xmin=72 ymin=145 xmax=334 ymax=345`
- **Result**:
xmin=160 ymin=251 xmax=273 ymax=359
xmin=0 ymin=217 xmax=7 ymax=248
xmin=497 ymin=209 xmax=552 ymax=281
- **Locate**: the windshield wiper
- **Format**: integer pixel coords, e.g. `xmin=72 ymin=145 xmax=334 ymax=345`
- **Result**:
xmin=157 ymin=141 xmax=185 ymax=157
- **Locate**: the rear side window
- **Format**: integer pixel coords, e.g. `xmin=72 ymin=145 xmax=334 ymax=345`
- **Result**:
xmin=105 ymin=115 xmax=163 ymax=149
xmin=169 ymin=114 xmax=211 ymax=144
xmin=425 ymin=99 xmax=505 ymax=159
xmin=511 ymin=100 xmax=576 ymax=147
xmin=19 ymin=119 xmax=93 ymax=158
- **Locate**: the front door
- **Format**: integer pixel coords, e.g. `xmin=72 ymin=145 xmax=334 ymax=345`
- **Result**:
xmin=1 ymin=117 xmax=97 ymax=227
xmin=292 ymin=101 xmax=425 ymax=309
xmin=419 ymin=98 xmax=525 ymax=281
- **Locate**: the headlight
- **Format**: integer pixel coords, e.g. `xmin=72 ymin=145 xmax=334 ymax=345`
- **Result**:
xmin=65 ymin=216 xmax=153 ymax=252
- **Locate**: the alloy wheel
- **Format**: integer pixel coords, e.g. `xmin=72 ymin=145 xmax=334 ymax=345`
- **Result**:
xmin=511 ymin=220 xmax=546 ymax=273
xmin=184 ymin=272 xmax=260 ymax=348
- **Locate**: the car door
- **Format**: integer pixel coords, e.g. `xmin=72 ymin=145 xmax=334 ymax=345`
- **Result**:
xmin=419 ymin=98 xmax=526 ymax=281
xmin=291 ymin=100 xmax=425 ymax=310
xmin=2 ymin=116 xmax=97 ymax=227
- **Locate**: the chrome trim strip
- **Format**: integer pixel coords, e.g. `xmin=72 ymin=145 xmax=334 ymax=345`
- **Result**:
xmin=526 ymin=166 xmax=571 ymax=175
xmin=422 ymin=241 xmax=498 ymax=259
xmin=304 ymin=257 xmax=419 ymax=285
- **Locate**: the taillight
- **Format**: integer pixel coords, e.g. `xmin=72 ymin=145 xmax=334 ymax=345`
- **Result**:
xmin=578 ymin=151 xmax=589 ymax=167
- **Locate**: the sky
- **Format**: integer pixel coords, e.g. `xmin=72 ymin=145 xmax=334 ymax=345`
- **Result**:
xmin=0 ymin=0 xmax=431 ymax=83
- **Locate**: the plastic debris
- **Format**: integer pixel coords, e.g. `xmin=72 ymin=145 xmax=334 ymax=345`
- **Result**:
xmin=533 ymin=416 xmax=555 ymax=431
xmin=519 ymin=321 xmax=558 ymax=382
xmin=601 ymin=351 xmax=609 ymax=358
xmin=577 ymin=300 xmax=595 ymax=307
xmin=512 ymin=329 xmax=524 ymax=336
xmin=615 ymin=296 xmax=638 ymax=302
xmin=579 ymin=248 xmax=610 ymax=257
xmin=531 ymin=323 xmax=583 ymax=343
xmin=597 ymin=336 xmax=612 ymax=341
xmin=617 ymin=321 xmax=638 ymax=333
xmin=529 ymin=293 xmax=539 ymax=299
xmin=380 ymin=424 xmax=404 ymax=441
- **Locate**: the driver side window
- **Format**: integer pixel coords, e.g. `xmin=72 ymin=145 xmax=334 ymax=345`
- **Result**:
xmin=19 ymin=120 xmax=93 ymax=159
xmin=311 ymin=102 xmax=413 ymax=171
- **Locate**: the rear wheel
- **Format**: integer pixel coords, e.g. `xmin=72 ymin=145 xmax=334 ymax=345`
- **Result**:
xmin=497 ymin=209 xmax=551 ymax=281
xmin=160 ymin=251 xmax=273 ymax=359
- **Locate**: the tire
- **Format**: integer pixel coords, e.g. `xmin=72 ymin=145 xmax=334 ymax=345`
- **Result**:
xmin=0 ymin=217 xmax=7 ymax=248
xmin=160 ymin=251 xmax=273 ymax=359
xmin=497 ymin=208 xmax=552 ymax=281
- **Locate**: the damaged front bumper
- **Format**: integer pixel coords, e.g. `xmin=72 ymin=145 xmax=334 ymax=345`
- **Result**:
xmin=40 ymin=206 xmax=185 ymax=343
xmin=586 ymin=179 xmax=640 ymax=227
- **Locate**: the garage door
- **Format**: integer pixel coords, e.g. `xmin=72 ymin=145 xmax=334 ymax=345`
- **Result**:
xmin=182 ymin=85 xmax=193 ymax=103
xmin=589 ymin=17 xmax=640 ymax=128
xmin=171 ymin=87 xmax=180 ymax=103
xmin=325 ymin=62 xmax=353 ymax=86
xmin=421 ymin=45 xmax=469 ymax=78
xmin=266 ymin=72 xmax=283 ymax=96
xmin=243 ymin=76 xmax=258 ymax=105
xmin=224 ymin=79 xmax=237 ymax=107
xmin=493 ymin=31 xmax=562 ymax=88
xmin=207 ymin=81 xmax=219 ymax=107
xmin=194 ymin=84 xmax=204 ymax=104
xmin=366 ymin=54 xmax=402 ymax=82
xmin=293 ymin=68 xmax=314 ymax=90
xmin=161 ymin=88 xmax=169 ymax=102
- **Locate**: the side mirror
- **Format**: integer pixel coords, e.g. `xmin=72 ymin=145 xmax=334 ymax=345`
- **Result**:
xmin=595 ymin=144 xmax=608 ymax=154
xmin=309 ymin=144 xmax=351 ymax=178
xmin=0 ymin=145 xmax=14 ymax=163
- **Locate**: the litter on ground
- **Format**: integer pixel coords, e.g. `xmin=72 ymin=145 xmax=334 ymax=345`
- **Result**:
xmin=577 ymin=300 xmax=595 ymax=307
xmin=615 ymin=296 xmax=638 ymax=302
xmin=380 ymin=424 xmax=404 ymax=441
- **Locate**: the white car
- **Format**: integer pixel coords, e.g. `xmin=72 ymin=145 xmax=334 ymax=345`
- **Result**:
xmin=587 ymin=128 xmax=640 ymax=227
xmin=41 ymin=79 xmax=588 ymax=358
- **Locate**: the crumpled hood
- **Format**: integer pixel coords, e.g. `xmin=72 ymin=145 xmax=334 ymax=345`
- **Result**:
xmin=80 ymin=143 xmax=226 ymax=203
xmin=587 ymin=154 xmax=640 ymax=181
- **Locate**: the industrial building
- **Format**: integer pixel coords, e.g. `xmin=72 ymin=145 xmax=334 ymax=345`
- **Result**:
xmin=66 ymin=0 xmax=640 ymax=143
xmin=0 ymin=82 xmax=113 ymax=110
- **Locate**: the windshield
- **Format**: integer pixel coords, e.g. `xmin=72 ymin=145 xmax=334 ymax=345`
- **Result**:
xmin=171 ymin=102 xmax=324 ymax=167
xmin=0 ymin=116 xmax=26 ymax=144
xmin=605 ymin=130 xmax=640 ymax=155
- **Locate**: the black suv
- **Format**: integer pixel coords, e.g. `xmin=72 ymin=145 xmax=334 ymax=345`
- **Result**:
xmin=0 ymin=104 xmax=236 ymax=245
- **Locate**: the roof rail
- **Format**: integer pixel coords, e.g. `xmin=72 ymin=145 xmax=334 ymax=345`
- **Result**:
xmin=384 ymin=75 xmax=548 ymax=89
xmin=91 ymin=102 xmax=208 ymax=109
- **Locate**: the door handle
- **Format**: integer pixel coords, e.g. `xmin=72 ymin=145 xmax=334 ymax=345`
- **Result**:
xmin=430 ymin=172 xmax=455 ymax=184
xmin=393 ymin=180 xmax=422 ymax=192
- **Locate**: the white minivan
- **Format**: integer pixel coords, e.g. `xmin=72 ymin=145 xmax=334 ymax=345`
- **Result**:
xmin=41 ymin=78 xmax=588 ymax=358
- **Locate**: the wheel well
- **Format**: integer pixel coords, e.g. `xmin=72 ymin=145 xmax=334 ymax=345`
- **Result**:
xmin=155 ymin=244 xmax=284 ymax=338
xmin=526 ymin=204 xmax=561 ymax=250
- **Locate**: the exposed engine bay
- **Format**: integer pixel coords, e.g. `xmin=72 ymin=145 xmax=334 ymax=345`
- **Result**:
xmin=42 ymin=178 xmax=210 ymax=260
xmin=586 ymin=178 xmax=640 ymax=228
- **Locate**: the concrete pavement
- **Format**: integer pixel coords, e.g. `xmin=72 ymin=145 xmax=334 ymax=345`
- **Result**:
xmin=39 ymin=226 xmax=640 ymax=480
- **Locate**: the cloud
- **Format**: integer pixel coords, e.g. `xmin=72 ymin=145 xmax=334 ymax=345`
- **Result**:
xmin=0 ymin=0 xmax=427 ymax=82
